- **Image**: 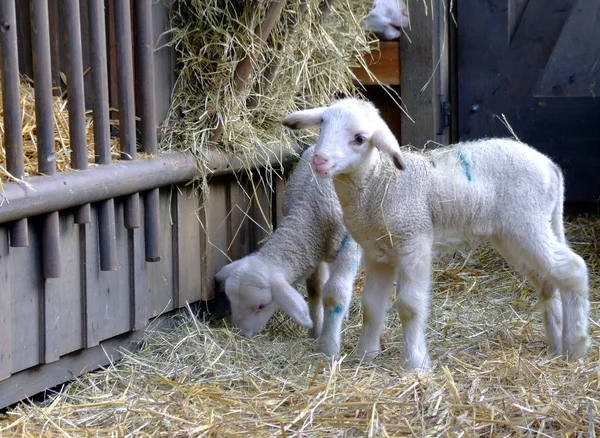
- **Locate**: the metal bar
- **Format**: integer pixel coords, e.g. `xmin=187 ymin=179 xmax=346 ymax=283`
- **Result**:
xmin=0 ymin=0 xmax=29 ymax=247
xmin=0 ymin=150 xmax=298 ymax=225
xmin=134 ymin=0 xmax=160 ymax=262
xmin=60 ymin=0 xmax=91 ymax=224
xmin=114 ymin=0 xmax=140 ymax=230
xmin=88 ymin=0 xmax=117 ymax=271
xmin=31 ymin=0 xmax=61 ymax=278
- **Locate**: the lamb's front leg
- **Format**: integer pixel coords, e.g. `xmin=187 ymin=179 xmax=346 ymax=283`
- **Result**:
xmin=355 ymin=259 xmax=396 ymax=359
xmin=395 ymin=247 xmax=433 ymax=371
xmin=318 ymin=239 xmax=361 ymax=356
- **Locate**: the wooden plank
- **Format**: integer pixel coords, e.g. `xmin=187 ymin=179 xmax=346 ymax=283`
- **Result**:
xmin=174 ymin=185 xmax=202 ymax=307
xmin=203 ymin=181 xmax=229 ymax=301
xmin=228 ymin=177 xmax=252 ymax=261
xmin=9 ymin=223 xmax=40 ymax=373
xmin=249 ymin=171 xmax=273 ymax=251
xmin=146 ymin=188 xmax=174 ymax=317
xmin=43 ymin=212 xmax=83 ymax=362
xmin=352 ymin=41 xmax=401 ymax=86
xmin=151 ymin=0 xmax=176 ymax=126
xmin=85 ymin=202 xmax=132 ymax=345
xmin=0 ymin=227 xmax=12 ymax=380
xmin=15 ymin=0 xmax=33 ymax=78
xmin=400 ymin=1 xmax=449 ymax=149
xmin=0 ymin=322 xmax=145 ymax=410
xmin=131 ymin=212 xmax=149 ymax=331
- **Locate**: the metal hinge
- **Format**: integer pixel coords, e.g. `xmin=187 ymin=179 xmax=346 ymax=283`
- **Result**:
xmin=437 ymin=97 xmax=451 ymax=135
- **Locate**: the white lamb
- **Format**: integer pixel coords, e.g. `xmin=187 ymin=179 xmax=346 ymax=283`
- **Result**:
xmin=282 ymin=98 xmax=591 ymax=370
xmin=364 ymin=0 xmax=410 ymax=40
xmin=215 ymin=145 xmax=361 ymax=356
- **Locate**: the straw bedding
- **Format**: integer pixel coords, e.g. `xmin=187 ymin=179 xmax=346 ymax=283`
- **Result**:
xmin=1 ymin=216 xmax=598 ymax=436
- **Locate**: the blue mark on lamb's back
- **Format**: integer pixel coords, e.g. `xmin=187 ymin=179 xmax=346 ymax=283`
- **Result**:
xmin=456 ymin=147 xmax=473 ymax=182
xmin=335 ymin=234 xmax=350 ymax=257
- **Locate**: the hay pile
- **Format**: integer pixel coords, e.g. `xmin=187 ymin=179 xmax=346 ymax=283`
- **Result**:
xmin=1 ymin=216 xmax=598 ymax=436
xmin=0 ymin=79 xmax=120 ymax=185
xmin=161 ymin=0 xmax=377 ymax=174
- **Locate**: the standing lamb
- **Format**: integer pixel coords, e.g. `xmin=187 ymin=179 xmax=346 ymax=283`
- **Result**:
xmin=282 ymin=98 xmax=590 ymax=370
xmin=364 ymin=0 xmax=410 ymax=40
xmin=215 ymin=145 xmax=361 ymax=356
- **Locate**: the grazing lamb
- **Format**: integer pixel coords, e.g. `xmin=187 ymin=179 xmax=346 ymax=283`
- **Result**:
xmin=364 ymin=0 xmax=410 ymax=40
xmin=282 ymin=98 xmax=591 ymax=370
xmin=215 ymin=145 xmax=361 ymax=356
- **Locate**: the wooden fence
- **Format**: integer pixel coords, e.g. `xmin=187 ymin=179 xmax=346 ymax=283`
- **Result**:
xmin=0 ymin=0 xmax=294 ymax=408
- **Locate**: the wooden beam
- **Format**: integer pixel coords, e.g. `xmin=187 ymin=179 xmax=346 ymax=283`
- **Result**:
xmin=352 ymin=41 xmax=401 ymax=86
xmin=400 ymin=0 xmax=450 ymax=148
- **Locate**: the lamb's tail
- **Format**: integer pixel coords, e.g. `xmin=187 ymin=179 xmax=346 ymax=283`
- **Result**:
xmin=551 ymin=162 xmax=566 ymax=244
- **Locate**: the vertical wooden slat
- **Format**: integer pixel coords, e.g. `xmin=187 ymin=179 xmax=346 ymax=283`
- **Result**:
xmin=130 ymin=225 xmax=149 ymax=331
xmin=249 ymin=172 xmax=273 ymax=251
xmin=228 ymin=178 xmax=252 ymax=261
xmin=204 ymin=182 xmax=230 ymax=301
xmin=59 ymin=0 xmax=91 ymax=224
xmin=114 ymin=0 xmax=141 ymax=230
xmin=174 ymin=186 xmax=203 ymax=307
xmin=0 ymin=0 xmax=29 ymax=248
xmin=31 ymin=0 xmax=61 ymax=279
xmin=47 ymin=0 xmax=61 ymax=93
xmin=134 ymin=0 xmax=161 ymax=262
xmin=0 ymin=227 xmax=12 ymax=380
xmin=88 ymin=0 xmax=118 ymax=271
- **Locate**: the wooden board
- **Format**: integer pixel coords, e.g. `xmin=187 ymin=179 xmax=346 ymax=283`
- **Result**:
xmin=174 ymin=185 xmax=203 ymax=307
xmin=400 ymin=2 xmax=450 ymax=149
xmin=9 ymin=222 xmax=41 ymax=373
xmin=228 ymin=176 xmax=252 ymax=261
xmin=130 ymin=210 xmax=149 ymax=331
xmin=0 ymin=227 xmax=11 ymax=380
xmin=352 ymin=42 xmax=401 ymax=86
xmin=203 ymin=182 xmax=230 ymax=301
xmin=146 ymin=188 xmax=175 ymax=317
xmin=44 ymin=212 xmax=84 ymax=361
xmin=250 ymin=171 xmax=273 ymax=251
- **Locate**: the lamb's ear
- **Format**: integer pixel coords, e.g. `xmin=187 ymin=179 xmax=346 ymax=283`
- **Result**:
xmin=215 ymin=259 xmax=242 ymax=282
xmin=270 ymin=275 xmax=313 ymax=328
xmin=282 ymin=107 xmax=326 ymax=130
xmin=371 ymin=123 xmax=406 ymax=171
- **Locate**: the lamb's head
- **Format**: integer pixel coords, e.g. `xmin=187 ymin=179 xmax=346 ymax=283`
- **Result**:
xmin=215 ymin=255 xmax=312 ymax=337
xmin=282 ymin=98 xmax=405 ymax=179
xmin=364 ymin=0 xmax=410 ymax=40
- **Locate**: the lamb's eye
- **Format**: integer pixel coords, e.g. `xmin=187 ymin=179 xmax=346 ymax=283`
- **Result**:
xmin=257 ymin=304 xmax=266 ymax=310
xmin=354 ymin=134 xmax=366 ymax=145
xmin=320 ymin=118 xmax=324 ymax=125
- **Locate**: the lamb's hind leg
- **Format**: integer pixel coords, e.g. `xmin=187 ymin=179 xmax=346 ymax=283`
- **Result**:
xmin=497 ymin=226 xmax=590 ymax=359
xmin=492 ymin=238 xmax=563 ymax=356
xmin=306 ymin=262 xmax=329 ymax=339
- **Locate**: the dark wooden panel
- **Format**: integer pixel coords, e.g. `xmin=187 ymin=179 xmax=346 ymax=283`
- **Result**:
xmin=146 ymin=188 xmax=174 ymax=317
xmin=9 ymin=223 xmax=41 ymax=373
xmin=363 ymin=85 xmax=402 ymax=142
xmin=0 ymin=227 xmax=12 ymax=380
xmin=174 ymin=186 xmax=203 ymax=307
xmin=15 ymin=0 xmax=33 ymax=78
xmin=228 ymin=177 xmax=252 ymax=261
xmin=152 ymin=0 xmax=176 ymax=126
xmin=250 ymin=172 xmax=273 ymax=251
xmin=457 ymin=0 xmax=600 ymax=202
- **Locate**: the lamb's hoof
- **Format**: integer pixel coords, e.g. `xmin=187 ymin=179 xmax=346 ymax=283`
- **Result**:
xmin=563 ymin=336 xmax=591 ymax=361
xmin=354 ymin=347 xmax=381 ymax=360
xmin=317 ymin=342 xmax=340 ymax=358
xmin=401 ymin=354 xmax=431 ymax=372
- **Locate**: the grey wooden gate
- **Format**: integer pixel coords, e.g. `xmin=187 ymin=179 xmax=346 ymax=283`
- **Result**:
xmin=0 ymin=0 xmax=293 ymax=408
xmin=456 ymin=0 xmax=600 ymax=203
